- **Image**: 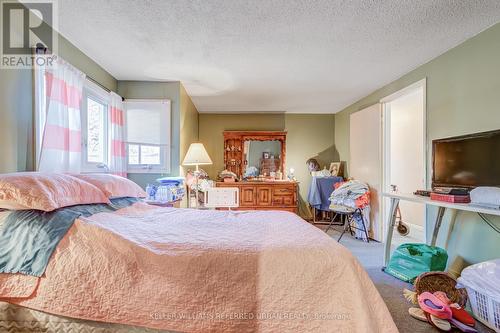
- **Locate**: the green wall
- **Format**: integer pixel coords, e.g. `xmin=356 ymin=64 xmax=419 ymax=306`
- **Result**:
xmin=117 ymin=81 xmax=200 ymax=189
xmin=334 ymin=23 xmax=500 ymax=271
xmin=179 ymin=84 xmax=200 ymax=176
xmin=285 ymin=114 xmax=338 ymax=216
xmin=198 ymin=113 xmax=285 ymax=178
xmin=0 ymin=33 xmax=117 ymax=174
xmin=198 ymin=113 xmax=337 ymax=218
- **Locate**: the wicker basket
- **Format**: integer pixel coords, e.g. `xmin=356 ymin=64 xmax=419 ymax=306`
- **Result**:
xmin=414 ymin=271 xmax=468 ymax=307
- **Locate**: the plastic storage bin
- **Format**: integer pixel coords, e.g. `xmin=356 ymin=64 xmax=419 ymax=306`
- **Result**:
xmin=457 ymin=259 xmax=500 ymax=332
xmin=384 ymin=243 xmax=448 ymax=283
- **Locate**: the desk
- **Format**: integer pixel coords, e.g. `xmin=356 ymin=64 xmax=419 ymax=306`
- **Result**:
xmin=383 ymin=192 xmax=500 ymax=267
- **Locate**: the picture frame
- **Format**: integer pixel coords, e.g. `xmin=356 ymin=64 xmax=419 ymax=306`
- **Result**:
xmin=329 ymin=162 xmax=342 ymax=176
xmin=263 ymin=152 xmax=270 ymax=159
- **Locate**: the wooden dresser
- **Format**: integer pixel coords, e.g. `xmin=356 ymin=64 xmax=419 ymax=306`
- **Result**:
xmin=216 ymin=181 xmax=298 ymax=213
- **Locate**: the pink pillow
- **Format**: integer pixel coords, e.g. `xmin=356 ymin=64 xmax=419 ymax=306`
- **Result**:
xmin=0 ymin=172 xmax=110 ymax=211
xmin=70 ymin=174 xmax=146 ymax=199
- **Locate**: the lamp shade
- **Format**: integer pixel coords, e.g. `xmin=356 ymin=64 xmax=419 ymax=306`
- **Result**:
xmin=182 ymin=143 xmax=213 ymax=166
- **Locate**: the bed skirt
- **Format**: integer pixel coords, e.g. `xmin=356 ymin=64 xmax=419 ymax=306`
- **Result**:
xmin=0 ymin=301 xmax=178 ymax=333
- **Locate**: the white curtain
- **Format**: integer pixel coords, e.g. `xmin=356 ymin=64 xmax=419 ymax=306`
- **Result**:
xmin=109 ymin=92 xmax=127 ymax=177
xmin=37 ymin=57 xmax=86 ymax=172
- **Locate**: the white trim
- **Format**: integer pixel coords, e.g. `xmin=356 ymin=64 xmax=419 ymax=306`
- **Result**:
xmin=380 ymin=78 xmax=427 ymax=103
xmin=124 ymin=99 xmax=170 ymax=104
xmin=34 ymin=63 xmax=46 ymax=170
xmin=380 ymin=78 xmax=428 ymax=243
xmin=81 ymin=79 xmax=111 ymax=172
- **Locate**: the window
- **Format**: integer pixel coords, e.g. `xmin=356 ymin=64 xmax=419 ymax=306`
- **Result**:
xmin=125 ymin=100 xmax=171 ymax=173
xmin=82 ymin=80 xmax=110 ymax=171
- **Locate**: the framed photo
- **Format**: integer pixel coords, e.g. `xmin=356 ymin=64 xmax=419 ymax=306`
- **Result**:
xmin=263 ymin=152 xmax=270 ymax=159
xmin=329 ymin=162 xmax=342 ymax=176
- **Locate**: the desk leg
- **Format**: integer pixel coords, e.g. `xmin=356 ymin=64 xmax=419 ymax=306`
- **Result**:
xmin=430 ymin=206 xmax=446 ymax=247
xmin=383 ymin=198 xmax=400 ymax=268
xmin=443 ymin=209 xmax=458 ymax=249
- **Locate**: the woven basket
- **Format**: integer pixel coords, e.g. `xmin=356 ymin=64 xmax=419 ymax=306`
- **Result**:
xmin=414 ymin=271 xmax=468 ymax=307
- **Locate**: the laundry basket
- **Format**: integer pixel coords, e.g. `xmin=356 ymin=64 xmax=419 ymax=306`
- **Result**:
xmin=457 ymin=259 xmax=500 ymax=332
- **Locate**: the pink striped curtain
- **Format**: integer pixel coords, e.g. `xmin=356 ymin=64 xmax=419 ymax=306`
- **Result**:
xmin=38 ymin=58 xmax=86 ymax=172
xmin=109 ymin=92 xmax=127 ymax=177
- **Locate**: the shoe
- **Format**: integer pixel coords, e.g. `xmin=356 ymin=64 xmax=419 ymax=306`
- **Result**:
xmin=450 ymin=303 xmax=475 ymax=326
xmin=409 ymin=307 xmax=427 ymax=322
xmin=434 ymin=291 xmax=451 ymax=304
xmin=450 ymin=317 xmax=477 ymax=332
xmin=425 ymin=312 xmax=451 ymax=331
xmin=418 ymin=292 xmax=452 ymax=320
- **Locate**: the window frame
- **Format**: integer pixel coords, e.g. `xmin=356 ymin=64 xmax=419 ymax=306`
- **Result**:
xmin=81 ymin=80 xmax=110 ymax=172
xmin=124 ymin=99 xmax=171 ymax=174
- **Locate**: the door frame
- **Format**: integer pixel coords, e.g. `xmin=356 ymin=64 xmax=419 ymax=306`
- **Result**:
xmin=380 ymin=78 xmax=428 ymax=242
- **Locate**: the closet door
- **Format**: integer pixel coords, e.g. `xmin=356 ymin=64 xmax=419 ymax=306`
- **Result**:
xmin=349 ymin=104 xmax=382 ymax=241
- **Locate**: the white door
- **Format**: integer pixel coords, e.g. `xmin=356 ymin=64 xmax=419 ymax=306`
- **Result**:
xmin=349 ymin=103 xmax=382 ymax=241
xmin=381 ymin=80 xmax=426 ymax=243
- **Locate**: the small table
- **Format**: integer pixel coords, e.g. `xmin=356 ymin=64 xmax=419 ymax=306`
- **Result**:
xmin=383 ymin=192 xmax=500 ymax=267
xmin=144 ymin=199 xmax=182 ymax=208
xmin=307 ymin=176 xmax=344 ymax=223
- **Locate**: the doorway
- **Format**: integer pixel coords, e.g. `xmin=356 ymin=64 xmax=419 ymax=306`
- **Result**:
xmin=381 ymin=80 xmax=426 ymax=245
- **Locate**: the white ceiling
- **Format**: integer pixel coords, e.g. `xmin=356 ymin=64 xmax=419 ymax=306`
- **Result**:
xmin=58 ymin=1 xmax=500 ymax=114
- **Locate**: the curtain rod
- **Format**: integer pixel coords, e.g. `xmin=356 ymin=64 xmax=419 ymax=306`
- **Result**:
xmin=86 ymin=75 xmax=125 ymax=102
xmin=86 ymin=76 xmax=110 ymax=92
xmin=36 ymin=44 xmax=124 ymax=101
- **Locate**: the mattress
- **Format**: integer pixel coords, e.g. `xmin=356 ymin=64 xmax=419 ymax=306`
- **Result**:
xmin=0 ymin=301 xmax=176 ymax=333
xmin=0 ymin=203 xmax=397 ymax=332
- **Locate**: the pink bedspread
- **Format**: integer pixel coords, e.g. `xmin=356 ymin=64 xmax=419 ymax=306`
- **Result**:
xmin=0 ymin=204 xmax=397 ymax=332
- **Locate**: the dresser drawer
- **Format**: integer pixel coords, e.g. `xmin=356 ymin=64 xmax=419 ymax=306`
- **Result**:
xmin=272 ymin=195 xmax=294 ymax=206
xmin=273 ymin=187 xmax=294 ymax=196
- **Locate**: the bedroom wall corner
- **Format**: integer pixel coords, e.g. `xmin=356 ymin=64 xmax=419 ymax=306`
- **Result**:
xmin=333 ymin=22 xmax=500 ymax=268
xmin=179 ymin=83 xmax=200 ymax=177
xmin=284 ymin=114 xmax=337 ymax=219
xmin=0 ymin=26 xmax=117 ymax=174
xmin=198 ymin=113 xmax=336 ymax=219
xmin=198 ymin=113 xmax=285 ymax=178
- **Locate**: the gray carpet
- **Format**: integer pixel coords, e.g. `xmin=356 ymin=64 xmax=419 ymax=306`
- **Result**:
xmin=322 ymin=226 xmax=494 ymax=333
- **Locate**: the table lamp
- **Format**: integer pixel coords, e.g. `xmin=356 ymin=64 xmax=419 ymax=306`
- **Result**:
xmin=182 ymin=143 xmax=213 ymax=207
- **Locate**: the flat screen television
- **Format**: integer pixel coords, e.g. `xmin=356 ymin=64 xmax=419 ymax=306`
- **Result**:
xmin=432 ymin=129 xmax=500 ymax=189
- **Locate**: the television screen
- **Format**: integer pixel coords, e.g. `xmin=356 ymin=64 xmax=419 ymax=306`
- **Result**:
xmin=432 ymin=130 xmax=500 ymax=188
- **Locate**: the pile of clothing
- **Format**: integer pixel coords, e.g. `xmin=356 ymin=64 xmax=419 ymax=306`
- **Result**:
xmin=407 ymin=291 xmax=476 ymax=332
xmin=329 ymin=180 xmax=371 ymax=240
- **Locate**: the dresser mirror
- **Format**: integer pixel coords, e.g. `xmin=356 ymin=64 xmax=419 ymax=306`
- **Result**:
xmin=223 ymin=131 xmax=287 ymax=179
xmin=243 ymin=140 xmax=282 ymax=178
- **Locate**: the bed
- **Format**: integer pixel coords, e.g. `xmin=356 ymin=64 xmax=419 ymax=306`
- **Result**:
xmin=0 ymin=174 xmax=398 ymax=333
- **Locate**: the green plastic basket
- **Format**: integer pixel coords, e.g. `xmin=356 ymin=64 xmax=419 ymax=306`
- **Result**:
xmin=385 ymin=243 xmax=448 ymax=283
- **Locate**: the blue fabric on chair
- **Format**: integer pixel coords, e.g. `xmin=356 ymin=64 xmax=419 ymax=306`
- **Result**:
xmin=307 ymin=176 xmax=344 ymax=211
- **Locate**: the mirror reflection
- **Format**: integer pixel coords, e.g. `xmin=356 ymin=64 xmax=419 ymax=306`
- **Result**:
xmin=243 ymin=140 xmax=282 ymax=178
